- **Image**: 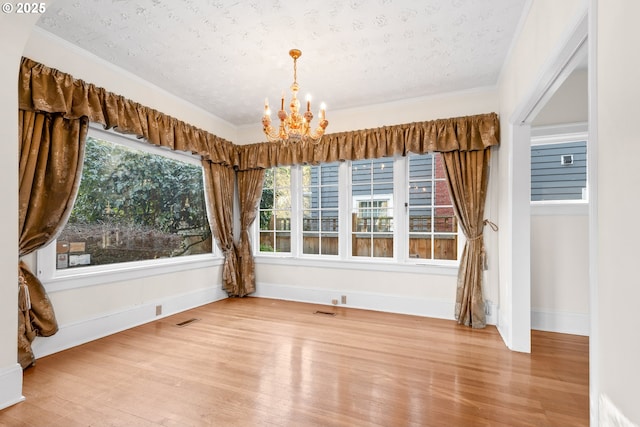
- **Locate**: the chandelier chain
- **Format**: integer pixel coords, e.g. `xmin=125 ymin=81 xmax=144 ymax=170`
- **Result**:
xmin=293 ymin=57 xmax=297 ymax=84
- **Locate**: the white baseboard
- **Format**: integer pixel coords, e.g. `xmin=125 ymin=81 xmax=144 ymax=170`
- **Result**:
xmin=31 ymin=286 xmax=228 ymax=359
xmin=485 ymin=301 xmax=498 ymax=325
xmin=531 ymin=309 xmax=590 ymax=336
xmin=0 ymin=364 xmax=24 ymax=411
xmin=600 ymin=394 xmax=638 ymax=427
xmin=253 ymin=282 xmax=470 ymax=322
xmin=253 ymin=282 xmax=499 ymax=325
xmin=497 ymin=309 xmax=512 ymax=349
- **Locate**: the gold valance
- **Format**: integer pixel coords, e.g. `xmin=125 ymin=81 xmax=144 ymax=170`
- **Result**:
xmin=18 ymin=57 xmax=237 ymax=166
xmin=19 ymin=57 xmax=499 ymax=170
xmin=235 ymin=113 xmax=500 ymax=171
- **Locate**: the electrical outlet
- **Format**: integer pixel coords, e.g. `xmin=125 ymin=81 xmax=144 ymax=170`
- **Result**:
xmin=484 ymin=302 xmax=492 ymax=316
xmin=331 ymin=299 xmax=338 ymax=305
xmin=155 ymin=305 xmax=162 ymax=316
xmin=341 ymin=295 xmax=347 ymax=304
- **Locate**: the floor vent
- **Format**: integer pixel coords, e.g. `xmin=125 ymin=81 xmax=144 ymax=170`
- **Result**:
xmin=314 ymin=311 xmax=336 ymax=316
xmin=175 ymin=318 xmax=200 ymax=327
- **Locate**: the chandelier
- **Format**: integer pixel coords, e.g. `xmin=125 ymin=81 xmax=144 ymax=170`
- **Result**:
xmin=262 ymin=49 xmax=328 ymax=143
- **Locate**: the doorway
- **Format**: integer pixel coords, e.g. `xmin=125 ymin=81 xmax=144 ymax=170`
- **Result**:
xmin=508 ymin=12 xmax=589 ymax=353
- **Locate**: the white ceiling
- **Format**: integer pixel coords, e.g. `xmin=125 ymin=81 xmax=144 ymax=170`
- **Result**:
xmin=36 ymin=0 xmax=528 ymax=127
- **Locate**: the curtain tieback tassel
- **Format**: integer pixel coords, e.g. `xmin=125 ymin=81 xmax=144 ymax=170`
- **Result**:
xmin=18 ymin=274 xmax=31 ymax=312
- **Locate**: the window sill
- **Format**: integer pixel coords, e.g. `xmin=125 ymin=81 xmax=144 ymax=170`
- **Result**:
xmin=254 ymin=255 xmax=459 ymax=276
xmin=531 ymin=201 xmax=588 ymax=216
xmin=40 ymin=254 xmax=224 ymax=293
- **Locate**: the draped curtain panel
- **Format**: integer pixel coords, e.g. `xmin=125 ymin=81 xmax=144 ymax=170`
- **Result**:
xmin=18 ymin=110 xmax=88 ymax=368
xmin=441 ymin=149 xmax=493 ymax=328
xmin=236 ymin=169 xmax=265 ymax=296
xmin=202 ymin=161 xmax=239 ymax=295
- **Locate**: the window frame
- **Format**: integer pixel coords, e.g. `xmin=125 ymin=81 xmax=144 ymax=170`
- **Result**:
xmin=300 ymin=162 xmax=341 ymax=257
xmin=36 ymin=125 xmax=221 ymax=292
xmin=404 ymin=152 xmax=461 ymax=264
xmin=258 ymin=165 xmax=294 ymax=254
xmin=253 ymin=154 xmax=463 ymax=272
xmin=349 ymin=157 xmax=396 ymax=260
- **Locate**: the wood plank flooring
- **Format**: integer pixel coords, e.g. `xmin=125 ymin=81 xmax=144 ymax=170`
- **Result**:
xmin=0 ymin=298 xmax=589 ymax=426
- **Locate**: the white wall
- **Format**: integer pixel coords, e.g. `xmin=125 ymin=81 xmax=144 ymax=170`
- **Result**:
xmin=0 ymin=8 xmax=42 ymax=412
xmin=532 ymin=69 xmax=588 ymax=127
xmin=254 ymin=262 xmax=461 ymax=320
xmin=530 ymin=212 xmax=589 ymax=335
xmin=496 ymin=0 xmax=588 ymax=351
xmin=596 ymin=0 xmax=640 ymax=424
xmin=31 ymin=265 xmax=227 ymax=359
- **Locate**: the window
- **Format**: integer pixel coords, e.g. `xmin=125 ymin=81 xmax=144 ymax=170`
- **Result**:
xmin=54 ymin=131 xmax=212 ymax=270
xmin=351 ymin=158 xmax=394 ymax=258
xmin=302 ymin=163 xmax=340 ymax=255
xmin=259 ymin=166 xmax=292 ymax=253
xmin=407 ymin=153 xmax=457 ymax=260
xmin=255 ymin=154 xmax=461 ymax=267
xmin=37 ymin=127 xmax=218 ymax=289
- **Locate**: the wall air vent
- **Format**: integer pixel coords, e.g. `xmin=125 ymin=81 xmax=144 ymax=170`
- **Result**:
xmin=561 ymin=154 xmax=574 ymax=165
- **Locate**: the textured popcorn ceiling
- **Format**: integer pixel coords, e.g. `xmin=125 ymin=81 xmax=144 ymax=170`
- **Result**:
xmin=36 ymin=0 xmax=527 ymax=126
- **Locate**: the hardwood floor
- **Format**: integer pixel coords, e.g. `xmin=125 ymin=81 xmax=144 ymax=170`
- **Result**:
xmin=0 ymin=298 xmax=589 ymax=426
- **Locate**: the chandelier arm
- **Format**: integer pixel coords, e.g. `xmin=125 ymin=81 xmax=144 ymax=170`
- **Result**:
xmin=263 ymin=123 xmax=281 ymax=143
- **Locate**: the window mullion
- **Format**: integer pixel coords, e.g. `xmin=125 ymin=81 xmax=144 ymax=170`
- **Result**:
xmin=431 ymin=155 xmax=436 ymax=260
xmin=395 ymin=155 xmax=407 ymax=263
xmin=340 ymin=161 xmax=350 ymax=260
xmin=36 ymin=240 xmax=57 ymax=279
xmin=290 ymin=165 xmax=301 ymax=257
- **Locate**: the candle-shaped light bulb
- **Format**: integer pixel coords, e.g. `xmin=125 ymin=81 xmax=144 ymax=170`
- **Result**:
xmin=320 ymin=102 xmax=326 ymax=120
xmin=281 ymin=91 xmax=285 ymax=110
xmin=306 ymin=94 xmax=311 ymax=112
xmin=264 ymin=98 xmax=270 ymax=115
